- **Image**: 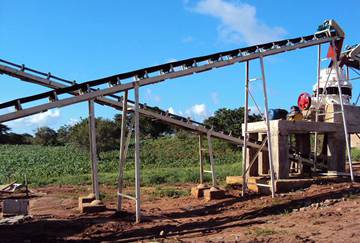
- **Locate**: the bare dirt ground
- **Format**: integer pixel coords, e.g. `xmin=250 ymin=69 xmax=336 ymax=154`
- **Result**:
xmin=1 ymin=181 xmax=360 ymax=242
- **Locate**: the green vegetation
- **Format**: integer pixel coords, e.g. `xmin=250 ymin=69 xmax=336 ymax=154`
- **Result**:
xmin=0 ymin=135 xmax=242 ymax=186
xmin=2 ymin=139 xmax=360 ymax=187
xmin=151 ymin=186 xmax=190 ymax=198
xmin=351 ymin=148 xmax=360 ymax=161
xmin=252 ymin=228 xmax=278 ymax=237
xmin=0 ymin=106 xmax=252 ymax=188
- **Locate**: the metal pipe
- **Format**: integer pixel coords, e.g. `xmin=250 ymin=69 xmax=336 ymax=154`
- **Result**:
xmin=88 ymin=99 xmax=100 ymax=200
xmin=242 ymin=61 xmax=249 ymax=197
xmin=198 ymin=135 xmax=204 ymax=184
xmin=117 ymin=90 xmax=128 ymax=212
xmin=314 ymin=44 xmax=322 ymax=171
xmin=134 ymin=82 xmax=141 ymax=223
xmin=207 ymin=132 xmax=217 ymax=187
xmin=259 ymin=56 xmax=276 ymax=198
xmin=332 ymin=41 xmax=355 ymax=182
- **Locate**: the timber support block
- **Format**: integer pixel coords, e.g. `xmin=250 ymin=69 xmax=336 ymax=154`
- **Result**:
xmin=191 ymin=184 xmax=210 ymax=198
xmin=204 ymin=187 xmax=226 ymax=201
xmin=79 ymin=194 xmax=106 ymax=213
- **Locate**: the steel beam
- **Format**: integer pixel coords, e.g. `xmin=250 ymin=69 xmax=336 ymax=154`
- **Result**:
xmin=332 ymin=41 xmax=355 ymax=182
xmin=117 ymin=90 xmax=128 ymax=212
xmin=198 ymin=135 xmax=204 ymax=184
xmin=88 ymin=99 xmax=100 ymax=200
xmin=259 ymin=56 xmax=276 ymax=198
xmin=207 ymin=132 xmax=217 ymax=187
xmin=134 ymin=82 xmax=141 ymax=223
xmin=242 ymin=60 xmax=249 ymax=196
xmin=314 ymin=44 xmax=322 ymax=171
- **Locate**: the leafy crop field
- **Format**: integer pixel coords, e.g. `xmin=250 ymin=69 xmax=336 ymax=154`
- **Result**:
xmin=2 ymin=136 xmax=358 ymax=187
xmin=0 ymin=136 xmax=242 ymax=186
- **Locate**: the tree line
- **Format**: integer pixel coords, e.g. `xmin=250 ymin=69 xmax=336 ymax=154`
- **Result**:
xmin=0 ymin=107 xmax=261 ymax=152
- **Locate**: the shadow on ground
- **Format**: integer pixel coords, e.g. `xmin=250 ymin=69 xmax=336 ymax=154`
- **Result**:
xmin=0 ymin=185 xmax=359 ymax=242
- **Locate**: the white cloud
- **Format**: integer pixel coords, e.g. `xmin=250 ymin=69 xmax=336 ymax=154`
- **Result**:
xmin=186 ymin=103 xmax=209 ymax=119
xmin=5 ymin=108 xmax=61 ymax=130
xmin=167 ymin=107 xmax=176 ymax=114
xmin=211 ymin=91 xmax=220 ymax=104
xmin=145 ymin=88 xmax=161 ymax=103
xmin=191 ymin=0 xmax=286 ymax=45
xmin=166 ymin=58 xmax=178 ymax=63
xmin=67 ymin=118 xmax=79 ymax=126
xmin=28 ymin=109 xmax=60 ymax=125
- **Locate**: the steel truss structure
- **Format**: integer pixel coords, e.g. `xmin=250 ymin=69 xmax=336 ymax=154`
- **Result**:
xmin=0 ymin=21 xmax=348 ymax=222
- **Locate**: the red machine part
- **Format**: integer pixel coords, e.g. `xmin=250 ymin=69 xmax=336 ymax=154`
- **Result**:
xmin=297 ymin=92 xmax=311 ymax=110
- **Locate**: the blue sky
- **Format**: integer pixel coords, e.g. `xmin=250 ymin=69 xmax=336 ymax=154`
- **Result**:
xmin=1 ymin=0 xmax=360 ymax=134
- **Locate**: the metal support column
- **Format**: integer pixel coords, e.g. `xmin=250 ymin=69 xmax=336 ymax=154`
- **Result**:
xmin=332 ymin=41 xmax=355 ymax=182
xmin=88 ymin=99 xmax=100 ymax=200
xmin=134 ymin=82 xmax=141 ymax=223
xmin=313 ymin=44 xmax=322 ymax=171
xmin=242 ymin=60 xmax=249 ymax=196
xmin=259 ymin=56 xmax=276 ymax=197
xmin=117 ymin=91 xmax=128 ymax=211
xmin=198 ymin=134 xmax=204 ymax=185
xmin=207 ymin=132 xmax=217 ymax=187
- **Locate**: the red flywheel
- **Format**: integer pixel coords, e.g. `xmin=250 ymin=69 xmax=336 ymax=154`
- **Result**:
xmin=297 ymin=92 xmax=311 ymax=110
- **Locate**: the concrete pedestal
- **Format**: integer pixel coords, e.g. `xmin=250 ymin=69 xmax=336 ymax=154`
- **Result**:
xmin=258 ymin=133 xmax=269 ymax=175
xmin=191 ymin=184 xmax=210 ymax=198
xmin=246 ymin=133 xmax=259 ymax=177
xmin=295 ymin=133 xmax=311 ymax=173
xmin=270 ymin=132 xmax=289 ymax=179
xmin=204 ymin=187 xmax=226 ymax=201
xmin=327 ymin=133 xmax=346 ymax=172
xmin=78 ymin=194 xmax=106 ymax=213
xmin=245 ymin=120 xmax=348 ymax=179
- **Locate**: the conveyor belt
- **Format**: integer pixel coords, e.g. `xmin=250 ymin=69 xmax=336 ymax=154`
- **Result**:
xmin=0 ymin=32 xmax=336 ymax=111
xmin=0 ymin=20 xmax=341 ymax=130
xmin=0 ymin=60 xmax=266 ymax=149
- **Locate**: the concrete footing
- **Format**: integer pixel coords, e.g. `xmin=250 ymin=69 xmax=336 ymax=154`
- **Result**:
xmin=204 ymin=187 xmax=226 ymax=201
xmin=191 ymin=184 xmax=210 ymax=198
xmin=226 ymin=175 xmax=355 ymax=194
xmin=78 ymin=194 xmax=106 ymax=213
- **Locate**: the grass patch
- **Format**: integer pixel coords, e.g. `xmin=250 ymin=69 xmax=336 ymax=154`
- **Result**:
xmin=252 ymin=228 xmax=278 ymax=237
xmin=151 ymin=186 xmax=190 ymax=198
xmin=25 ymin=163 xmax=242 ymax=187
